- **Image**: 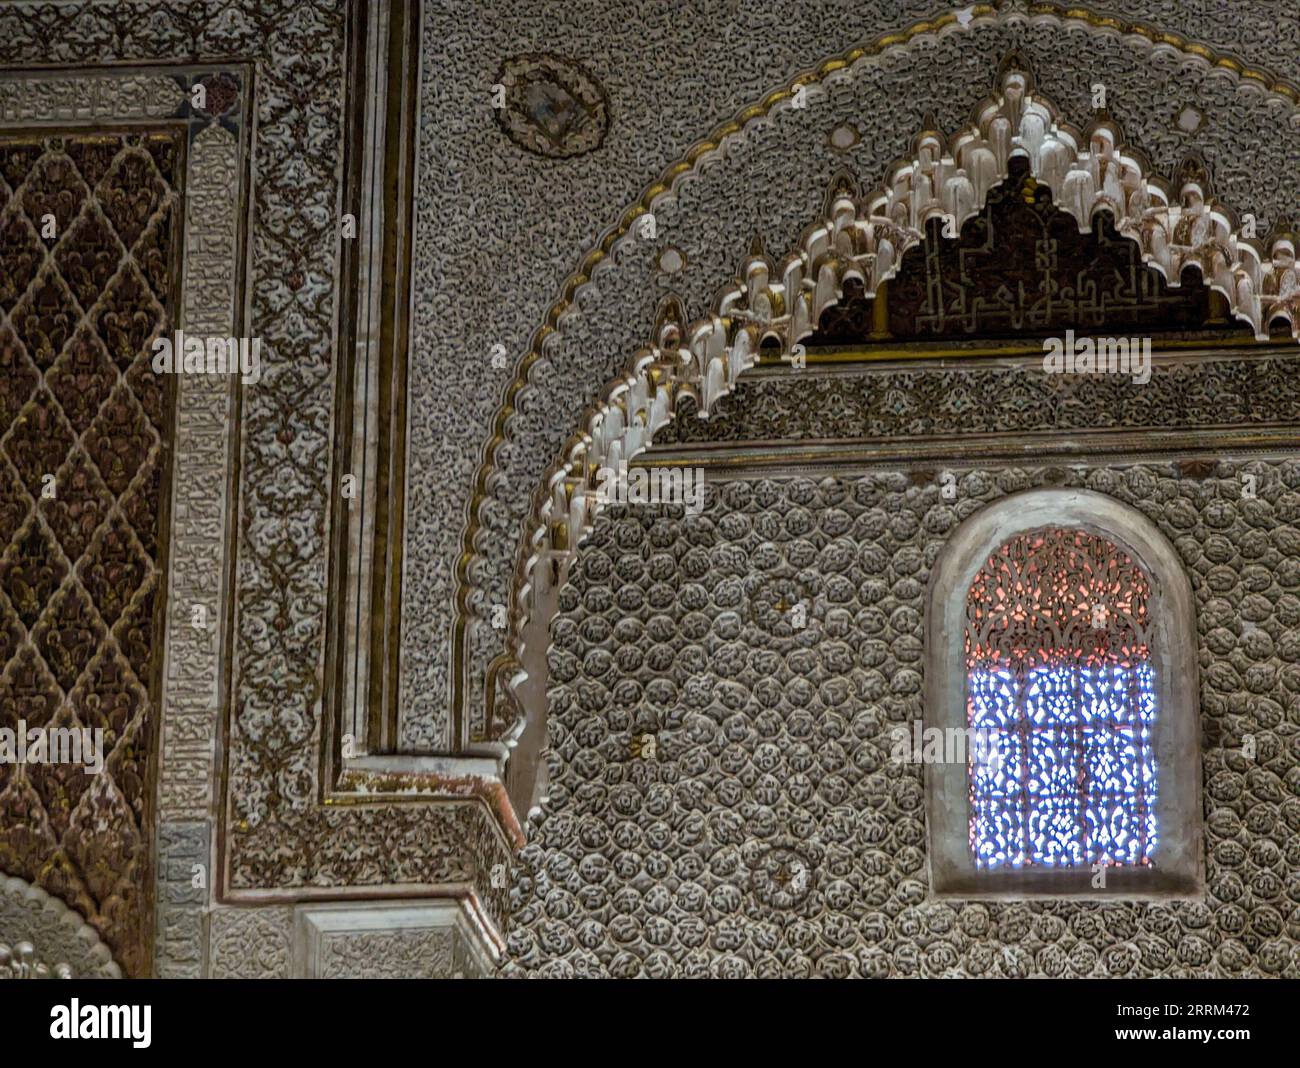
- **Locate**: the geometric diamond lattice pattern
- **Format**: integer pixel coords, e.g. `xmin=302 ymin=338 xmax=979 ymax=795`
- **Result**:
xmin=0 ymin=131 xmax=180 ymax=978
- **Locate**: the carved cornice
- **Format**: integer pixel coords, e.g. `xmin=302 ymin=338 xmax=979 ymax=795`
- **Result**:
xmin=655 ymin=348 xmax=1300 ymax=449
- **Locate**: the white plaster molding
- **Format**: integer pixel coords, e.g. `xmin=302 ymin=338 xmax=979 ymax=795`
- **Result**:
xmin=698 ymin=65 xmax=1300 ymax=365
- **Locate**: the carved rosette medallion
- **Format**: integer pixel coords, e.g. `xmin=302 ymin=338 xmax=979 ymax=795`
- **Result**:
xmin=749 ymin=575 xmax=817 ymax=637
xmin=748 ymin=841 xmax=816 ymax=910
xmin=192 ymin=72 xmax=240 ymax=122
xmin=495 ymin=53 xmax=610 ymax=159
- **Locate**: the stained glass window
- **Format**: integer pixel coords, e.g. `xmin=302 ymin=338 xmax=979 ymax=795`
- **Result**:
xmin=965 ymin=528 xmax=1157 ymax=870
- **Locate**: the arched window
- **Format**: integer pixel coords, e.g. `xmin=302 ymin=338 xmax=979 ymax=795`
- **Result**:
xmin=926 ymin=490 xmax=1203 ymax=898
xmin=967 ymin=528 xmax=1156 ymax=869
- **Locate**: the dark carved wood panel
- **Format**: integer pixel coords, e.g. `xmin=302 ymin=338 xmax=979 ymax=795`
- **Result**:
xmin=0 ymin=130 xmax=181 ymax=977
xmin=810 ymin=156 xmax=1246 ymax=347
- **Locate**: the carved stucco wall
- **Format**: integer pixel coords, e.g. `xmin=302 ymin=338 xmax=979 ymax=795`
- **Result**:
xmin=4 ymin=0 xmax=1300 ymax=977
xmin=413 ymin=0 xmax=1300 ymax=753
xmin=0 ymin=64 xmax=259 ymax=978
xmin=6 ymin=1 xmax=1296 ymax=776
xmin=506 ymin=464 xmax=1300 ymax=977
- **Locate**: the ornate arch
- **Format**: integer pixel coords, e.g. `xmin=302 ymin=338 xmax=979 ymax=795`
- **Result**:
xmin=457 ymin=5 xmax=1300 ymax=813
xmin=0 ymin=873 xmax=122 ymax=979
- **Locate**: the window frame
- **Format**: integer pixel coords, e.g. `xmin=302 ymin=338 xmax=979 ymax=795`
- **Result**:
xmin=924 ymin=488 xmax=1204 ymax=899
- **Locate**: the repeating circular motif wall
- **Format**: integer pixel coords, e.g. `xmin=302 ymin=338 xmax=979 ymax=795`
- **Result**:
xmin=505 ymin=463 xmax=1300 ymax=978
